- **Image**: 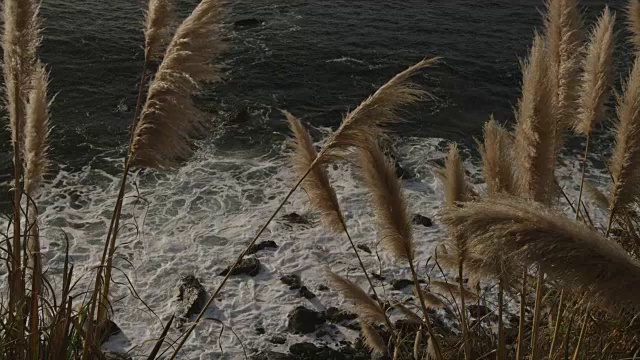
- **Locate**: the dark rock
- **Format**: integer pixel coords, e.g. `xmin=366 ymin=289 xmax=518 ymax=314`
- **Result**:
xmin=316 ymin=329 xmax=329 ymax=338
xmin=467 ymin=304 xmax=492 ymax=319
xmin=324 ymin=307 xmax=358 ymax=323
xmin=371 ymin=273 xmax=385 ymax=281
xmin=175 ymin=275 xmax=207 ymax=328
xmin=281 ymin=212 xmax=311 ymax=225
xmin=218 ymin=257 xmax=261 ymax=277
xmin=255 ymin=325 xmax=266 ymax=335
xmin=299 ymin=286 xmax=316 ymax=299
xmin=103 ymin=351 xmax=132 ymax=360
xmin=234 ymin=18 xmax=263 ymax=29
xmin=269 ymin=335 xmax=287 ymax=344
xmin=391 ymin=279 xmax=414 ymax=290
xmin=317 ymin=284 xmax=329 ymax=291
xmin=344 ymin=321 xmax=361 ymax=331
xmin=412 ymin=214 xmax=433 ymax=227
xmin=247 ymin=240 xmax=278 ymax=255
xmin=289 ymin=342 xmax=346 ymax=360
xmin=287 ymin=306 xmax=325 ymax=334
xmin=394 ymin=161 xmax=413 ymax=179
xmin=251 ymin=351 xmax=294 ymax=360
xmin=280 ymin=274 xmax=302 ymax=290
xmin=98 ymin=319 xmax=122 ymax=343
xmin=230 ymin=107 xmax=252 ymax=125
xmin=356 ymin=244 xmax=372 ymax=254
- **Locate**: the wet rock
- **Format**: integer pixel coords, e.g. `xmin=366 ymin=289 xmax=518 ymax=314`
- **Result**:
xmin=356 ymin=244 xmax=372 ymax=254
xmin=316 ymin=329 xmax=329 ymax=338
xmin=289 ymin=343 xmax=346 ymax=359
xmin=175 ymin=275 xmax=207 ymax=327
xmin=371 ymin=273 xmax=385 ymax=281
xmin=218 ymin=257 xmax=261 ymax=277
xmin=317 ymin=284 xmax=329 ymax=291
xmin=98 ymin=319 xmax=122 ymax=343
xmin=412 ymin=214 xmax=433 ymax=227
xmin=281 ymin=212 xmax=311 ymax=225
xmin=280 ymin=274 xmax=302 ymax=290
xmin=268 ymin=335 xmax=287 ymax=344
xmin=234 ymin=18 xmax=263 ymax=29
xmin=324 ymin=307 xmax=358 ymax=323
xmin=394 ymin=161 xmax=413 ymax=179
xmin=255 ymin=325 xmax=266 ymax=335
xmin=287 ymin=306 xmax=325 ymax=334
xmin=467 ymin=304 xmax=492 ymax=319
xmin=251 ymin=351 xmax=294 ymax=360
xmin=299 ymin=286 xmax=316 ymax=299
xmin=230 ymin=107 xmax=252 ymax=125
xmin=103 ymin=351 xmax=132 ymax=360
xmin=391 ymin=279 xmax=414 ymax=290
xmin=247 ymin=240 xmax=278 ymax=255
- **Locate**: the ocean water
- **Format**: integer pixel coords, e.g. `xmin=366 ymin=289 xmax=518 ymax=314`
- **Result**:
xmin=0 ymin=0 xmax=632 ymax=358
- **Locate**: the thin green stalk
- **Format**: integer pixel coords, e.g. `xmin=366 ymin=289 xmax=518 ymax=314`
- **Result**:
xmin=549 ymin=290 xmax=565 ymax=358
xmin=572 ymin=306 xmax=590 ymax=360
xmin=497 ymin=279 xmax=505 ymax=360
xmin=459 ymin=261 xmax=470 ymax=360
xmin=575 ymin=134 xmax=591 ymax=220
xmin=409 ymin=260 xmax=444 ymax=360
xmin=516 ymin=269 xmax=527 ymax=360
xmin=530 ymin=269 xmax=544 ymax=360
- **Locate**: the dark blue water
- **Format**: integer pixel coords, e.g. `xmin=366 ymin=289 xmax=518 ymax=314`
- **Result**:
xmin=0 ymin=0 xmax=630 ymax=180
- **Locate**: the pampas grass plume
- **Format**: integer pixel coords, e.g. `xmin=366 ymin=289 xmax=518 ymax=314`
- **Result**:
xmin=478 ymin=117 xmax=514 ymax=196
xmin=285 ymin=111 xmax=344 ymax=233
xmin=327 ymin=271 xmax=386 ymax=324
xmin=23 ymin=63 xmax=50 ymax=196
xmin=628 ymin=0 xmax=640 ymax=52
xmin=360 ymin=320 xmax=387 ymax=355
xmin=575 ymin=7 xmax=615 ymax=136
xmin=130 ymin=0 xmax=227 ymax=168
xmin=145 ymin=0 xmax=176 ymax=61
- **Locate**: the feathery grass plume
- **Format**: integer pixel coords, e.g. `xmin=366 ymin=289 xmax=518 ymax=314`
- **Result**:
xmin=575 ymin=7 xmax=615 ymax=136
xmin=441 ymin=197 xmax=640 ymax=308
xmin=478 ymin=117 xmax=514 ymax=196
xmin=628 ymin=0 xmax=640 ymax=52
xmin=410 ymin=288 xmax=446 ymax=309
xmin=514 ymin=33 xmax=556 ymax=204
xmin=327 ymin=271 xmax=386 ymax=323
xmin=145 ymin=0 xmax=175 ymax=61
xmin=440 ymin=144 xmax=471 ymax=207
xmin=23 ymin=63 xmax=50 ymax=196
xmin=610 ymin=55 xmax=640 ymax=213
xmin=285 ymin=111 xmax=343 ymax=233
xmin=130 ymin=0 xmax=226 ymax=168
xmin=323 ymin=58 xmax=437 ymax=158
xmin=3 ymin=0 xmax=41 ymax=149
xmin=360 ymin=320 xmax=387 ymax=355
xmin=545 ymin=0 xmax=583 ymax=130
xmin=358 ymin=141 xmax=413 ymax=260
xmin=585 ymin=181 xmax=610 ymax=211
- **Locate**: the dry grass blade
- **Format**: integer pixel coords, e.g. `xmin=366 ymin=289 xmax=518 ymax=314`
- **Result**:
xmin=628 ymin=0 xmax=640 ymax=52
xmin=130 ymin=0 xmax=227 ymax=168
xmin=430 ymin=280 xmax=478 ymax=302
xmin=545 ymin=0 xmax=583 ymax=130
xmin=478 ymin=117 xmax=514 ymax=196
xmin=360 ymin=320 xmax=387 ymax=355
xmin=23 ymin=62 xmax=50 ymax=196
xmin=145 ymin=0 xmax=176 ymax=61
xmin=575 ymin=7 xmax=615 ymax=136
xmin=514 ymin=33 xmax=556 ymax=204
xmin=358 ymin=141 xmax=413 ymax=260
xmin=327 ymin=271 xmax=386 ymax=323
xmin=610 ymin=54 xmax=640 ymax=212
xmin=323 ymin=58 xmax=437 ymax=157
xmin=441 ymin=197 xmax=640 ymax=308
xmin=285 ymin=111 xmax=343 ymax=233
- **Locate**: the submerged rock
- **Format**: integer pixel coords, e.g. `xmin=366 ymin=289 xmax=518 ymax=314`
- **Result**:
xmin=103 ymin=351 xmax=132 ymax=360
xmin=280 ymin=274 xmax=302 ymax=289
xmin=218 ymin=257 xmax=261 ymax=277
xmin=175 ymin=275 xmax=207 ymax=327
xmin=412 ymin=214 xmax=433 ymax=227
xmin=287 ymin=306 xmax=325 ymax=334
xmin=98 ymin=319 xmax=122 ymax=343
xmin=467 ymin=304 xmax=492 ymax=319
xmin=247 ymin=240 xmax=278 ymax=255
xmin=394 ymin=161 xmax=414 ymax=179
xmin=251 ymin=351 xmax=294 ymax=360
xmin=281 ymin=212 xmax=311 ymax=225
xmin=268 ymin=335 xmax=287 ymax=344
xmin=391 ymin=279 xmax=414 ymax=290
xmin=299 ymin=286 xmax=316 ymax=299
xmin=356 ymin=244 xmax=372 ymax=254
xmin=324 ymin=307 xmax=358 ymax=323
xmin=234 ymin=18 xmax=263 ymax=29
